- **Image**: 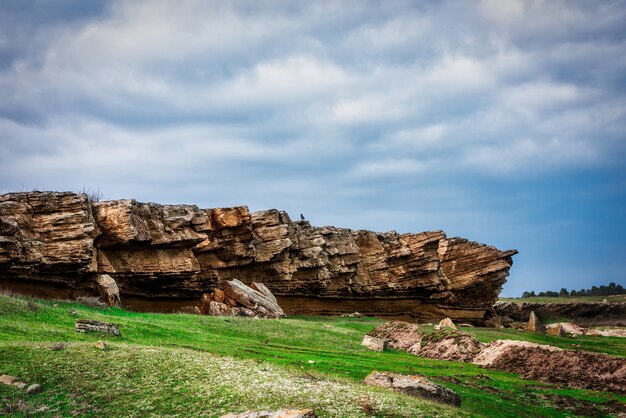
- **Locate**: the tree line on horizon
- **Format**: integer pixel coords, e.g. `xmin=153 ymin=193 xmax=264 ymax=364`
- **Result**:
xmin=522 ymin=282 xmax=625 ymax=298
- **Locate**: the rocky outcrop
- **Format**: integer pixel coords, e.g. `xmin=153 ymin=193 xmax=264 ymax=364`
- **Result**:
xmin=0 ymin=192 xmax=517 ymax=321
xmin=368 ymin=322 xmax=626 ymax=394
xmin=493 ymin=301 xmax=626 ymax=326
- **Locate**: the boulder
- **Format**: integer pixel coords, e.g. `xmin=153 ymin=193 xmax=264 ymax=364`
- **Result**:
xmin=250 ymin=282 xmax=277 ymax=304
xmin=95 ymin=341 xmax=107 ymax=350
xmin=75 ymin=319 xmax=121 ymax=336
xmin=546 ymin=323 xmax=564 ymax=336
xmin=221 ymin=411 xmax=316 ymax=418
xmin=526 ymin=311 xmax=544 ymax=333
xmin=26 ymin=384 xmax=41 ymax=394
xmin=95 ymin=274 xmax=121 ymax=307
xmin=361 ymin=335 xmax=387 ymax=352
xmin=222 ymin=279 xmax=285 ymax=318
xmin=363 ymin=371 xmax=461 ymax=407
xmin=205 ymin=301 xmax=234 ymax=316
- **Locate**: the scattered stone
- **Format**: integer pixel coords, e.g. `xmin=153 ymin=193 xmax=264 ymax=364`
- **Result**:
xmin=26 ymin=384 xmax=41 ymax=394
xmin=95 ymin=274 xmax=121 ymax=307
xmin=68 ymin=309 xmax=78 ymax=316
xmin=546 ymin=323 xmax=564 ymax=336
xmin=459 ymin=323 xmax=474 ymax=327
xmin=221 ymin=410 xmax=317 ymax=418
xmin=483 ymin=316 xmax=503 ymax=328
xmin=363 ymin=371 xmax=461 ymax=407
xmin=307 ymin=360 xmax=316 ymax=364
xmin=75 ymin=319 xmax=121 ymax=336
xmin=0 ymin=375 xmax=28 ymax=390
xmin=361 ymin=335 xmax=387 ymax=352
xmin=434 ymin=317 xmax=457 ymax=330
xmin=526 ymin=311 xmax=544 ymax=333
xmin=95 ymin=340 xmax=107 ymax=350
xmin=341 ymin=311 xmax=363 ymax=318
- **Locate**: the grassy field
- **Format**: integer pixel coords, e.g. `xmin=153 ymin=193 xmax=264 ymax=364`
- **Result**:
xmin=499 ymin=294 xmax=626 ymax=304
xmin=1 ymin=294 xmax=624 ymax=417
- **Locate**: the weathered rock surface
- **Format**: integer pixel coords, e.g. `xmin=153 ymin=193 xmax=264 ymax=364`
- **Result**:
xmin=0 ymin=192 xmax=517 ymax=321
xmin=200 ymin=280 xmax=285 ymax=318
xmin=434 ymin=317 xmax=457 ymax=330
xmin=95 ymin=274 xmax=121 ymax=306
xmin=361 ymin=335 xmax=388 ymax=351
xmin=363 ymin=371 xmax=461 ymax=406
xmin=526 ymin=311 xmax=544 ymax=333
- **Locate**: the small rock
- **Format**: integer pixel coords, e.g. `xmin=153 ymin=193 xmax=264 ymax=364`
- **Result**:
xmin=459 ymin=323 xmax=474 ymax=328
xmin=546 ymin=323 xmax=564 ymax=336
xmin=26 ymin=384 xmax=41 ymax=394
xmin=363 ymin=371 xmax=461 ymax=407
xmin=95 ymin=341 xmax=107 ymax=350
xmin=0 ymin=374 xmax=27 ymax=390
xmin=221 ymin=410 xmax=316 ymax=418
xmin=361 ymin=335 xmax=388 ymax=352
xmin=307 ymin=360 xmax=316 ymax=364
xmin=434 ymin=317 xmax=457 ymax=331
xmin=75 ymin=319 xmax=121 ymax=336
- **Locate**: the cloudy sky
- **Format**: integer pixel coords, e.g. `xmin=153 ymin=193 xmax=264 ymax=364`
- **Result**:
xmin=1 ymin=0 xmax=625 ymax=296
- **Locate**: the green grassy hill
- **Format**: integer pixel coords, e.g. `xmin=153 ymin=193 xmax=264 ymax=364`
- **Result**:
xmin=1 ymin=293 xmax=624 ymax=417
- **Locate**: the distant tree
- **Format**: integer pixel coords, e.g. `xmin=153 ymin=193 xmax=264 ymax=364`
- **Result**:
xmin=522 ymin=291 xmax=531 ymax=298
xmin=559 ymin=288 xmax=569 ymax=297
xmin=570 ymin=290 xmax=578 ymax=296
xmin=530 ymin=291 xmax=536 ymax=297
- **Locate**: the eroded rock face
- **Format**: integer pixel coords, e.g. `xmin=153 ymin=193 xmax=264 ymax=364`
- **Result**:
xmin=0 ymin=192 xmax=517 ymax=321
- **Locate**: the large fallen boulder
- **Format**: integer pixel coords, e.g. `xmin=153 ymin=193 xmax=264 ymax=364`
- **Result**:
xmin=75 ymin=319 xmax=121 ymax=336
xmin=363 ymin=371 xmax=461 ymax=407
xmin=201 ymin=280 xmax=285 ymax=319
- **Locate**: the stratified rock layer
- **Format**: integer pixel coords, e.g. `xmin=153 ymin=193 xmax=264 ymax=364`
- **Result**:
xmin=0 ymin=192 xmax=517 ymax=322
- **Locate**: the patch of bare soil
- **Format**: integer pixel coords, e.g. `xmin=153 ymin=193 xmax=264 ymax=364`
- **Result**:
xmin=486 ymin=346 xmax=626 ymax=394
xmin=410 ymin=330 xmax=484 ymax=362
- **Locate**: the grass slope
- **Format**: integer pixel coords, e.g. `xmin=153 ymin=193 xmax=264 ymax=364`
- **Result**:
xmin=1 ymin=294 xmax=624 ymax=417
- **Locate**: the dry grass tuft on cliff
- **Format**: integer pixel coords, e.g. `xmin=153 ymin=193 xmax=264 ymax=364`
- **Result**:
xmin=1 ymin=293 xmax=625 ymax=417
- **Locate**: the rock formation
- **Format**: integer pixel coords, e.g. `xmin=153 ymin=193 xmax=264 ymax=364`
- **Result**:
xmin=494 ymin=301 xmax=626 ymax=326
xmin=0 ymin=191 xmax=517 ymax=322
xmin=200 ymin=279 xmax=285 ymax=318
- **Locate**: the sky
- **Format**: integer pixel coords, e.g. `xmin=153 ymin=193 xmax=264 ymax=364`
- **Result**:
xmin=1 ymin=0 xmax=625 ymax=296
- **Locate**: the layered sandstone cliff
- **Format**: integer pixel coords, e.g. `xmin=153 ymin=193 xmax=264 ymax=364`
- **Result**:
xmin=0 ymin=191 xmax=517 ymax=322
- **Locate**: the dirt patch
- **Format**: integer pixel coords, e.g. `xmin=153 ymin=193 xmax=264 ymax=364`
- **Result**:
xmin=411 ymin=330 xmax=484 ymax=362
xmin=367 ymin=321 xmax=422 ymax=350
xmin=485 ymin=346 xmax=626 ymax=394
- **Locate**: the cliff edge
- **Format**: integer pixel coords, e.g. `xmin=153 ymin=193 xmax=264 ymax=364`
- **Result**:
xmin=0 ymin=192 xmax=517 ymax=322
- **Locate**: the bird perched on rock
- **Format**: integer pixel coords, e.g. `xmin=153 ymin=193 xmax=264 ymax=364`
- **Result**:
xmin=300 ymin=213 xmax=305 ymax=220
